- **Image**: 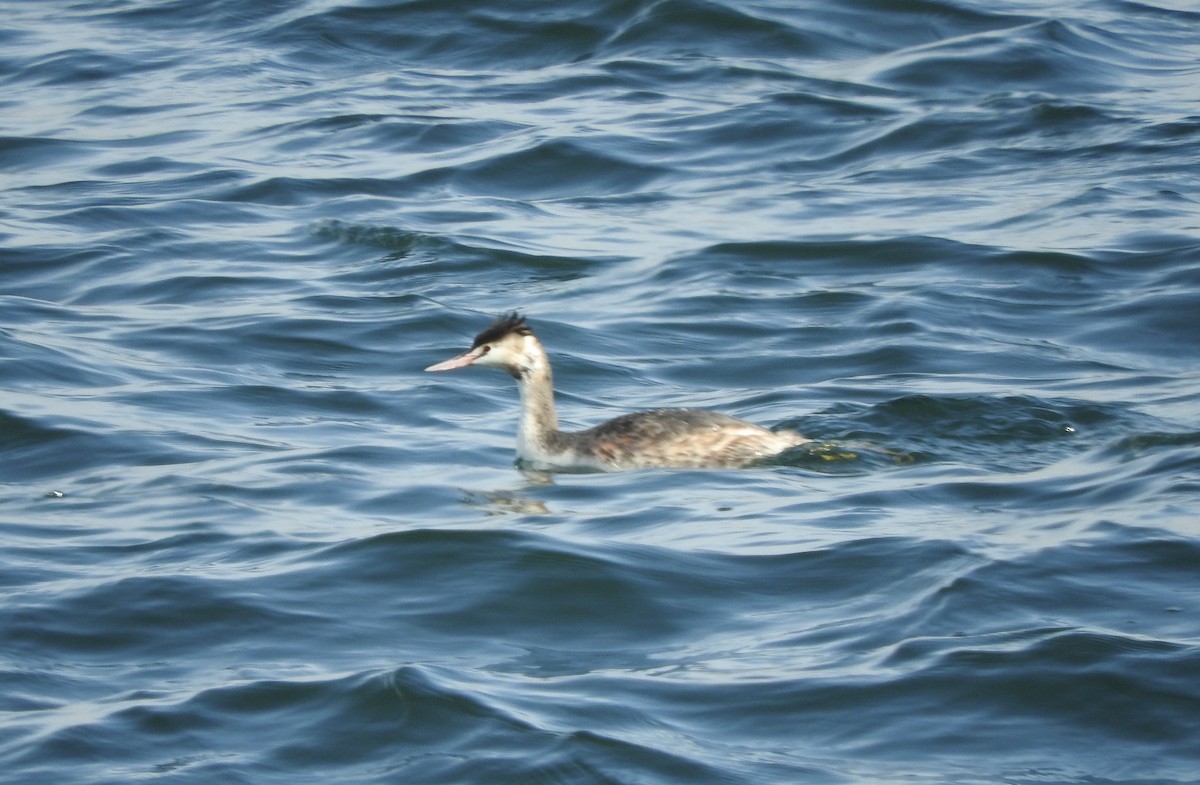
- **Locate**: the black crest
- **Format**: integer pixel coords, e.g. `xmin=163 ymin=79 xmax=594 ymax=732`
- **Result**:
xmin=472 ymin=312 xmax=533 ymax=347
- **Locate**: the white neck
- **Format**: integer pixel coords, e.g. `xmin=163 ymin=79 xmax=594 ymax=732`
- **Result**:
xmin=513 ymin=337 xmax=562 ymax=463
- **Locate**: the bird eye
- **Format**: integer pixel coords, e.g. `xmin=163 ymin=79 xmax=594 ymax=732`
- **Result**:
xmin=480 ymin=345 xmax=491 ymax=354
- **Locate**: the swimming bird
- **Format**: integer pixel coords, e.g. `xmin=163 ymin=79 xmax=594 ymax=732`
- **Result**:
xmin=425 ymin=313 xmax=807 ymax=471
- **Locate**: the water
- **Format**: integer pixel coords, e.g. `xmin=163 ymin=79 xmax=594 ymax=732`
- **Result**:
xmin=2 ymin=0 xmax=1199 ymax=783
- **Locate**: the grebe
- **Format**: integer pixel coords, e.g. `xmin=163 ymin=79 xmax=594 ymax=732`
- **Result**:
xmin=425 ymin=313 xmax=807 ymax=471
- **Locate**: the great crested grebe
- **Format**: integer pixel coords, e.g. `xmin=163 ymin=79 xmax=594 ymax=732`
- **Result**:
xmin=425 ymin=313 xmax=807 ymax=471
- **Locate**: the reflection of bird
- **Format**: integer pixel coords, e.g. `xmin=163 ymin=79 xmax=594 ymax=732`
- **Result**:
xmin=426 ymin=313 xmax=806 ymax=471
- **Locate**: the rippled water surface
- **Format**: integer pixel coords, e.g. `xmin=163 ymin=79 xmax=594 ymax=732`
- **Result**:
xmin=2 ymin=1 xmax=1199 ymax=783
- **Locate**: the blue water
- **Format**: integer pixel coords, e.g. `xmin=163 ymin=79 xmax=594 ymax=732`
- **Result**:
xmin=2 ymin=0 xmax=1199 ymax=783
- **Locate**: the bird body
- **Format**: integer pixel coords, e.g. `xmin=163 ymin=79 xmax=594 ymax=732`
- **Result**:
xmin=425 ymin=313 xmax=805 ymax=471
